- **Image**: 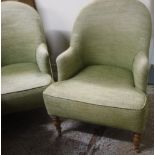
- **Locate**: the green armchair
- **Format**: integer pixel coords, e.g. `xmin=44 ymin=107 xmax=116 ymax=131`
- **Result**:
xmin=43 ymin=0 xmax=151 ymax=152
xmin=2 ymin=1 xmax=53 ymax=114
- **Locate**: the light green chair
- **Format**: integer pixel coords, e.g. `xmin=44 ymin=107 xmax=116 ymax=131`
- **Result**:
xmin=43 ymin=0 xmax=151 ymax=152
xmin=1 ymin=1 xmax=53 ymax=114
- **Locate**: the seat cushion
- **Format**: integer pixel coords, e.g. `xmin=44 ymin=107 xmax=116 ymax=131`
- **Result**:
xmin=44 ymin=65 xmax=146 ymax=110
xmin=2 ymin=63 xmax=52 ymax=94
xmin=43 ymin=65 xmax=148 ymax=132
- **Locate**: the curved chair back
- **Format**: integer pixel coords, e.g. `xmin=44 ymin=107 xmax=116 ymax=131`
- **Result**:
xmin=71 ymin=0 xmax=151 ymax=70
xmin=2 ymin=1 xmax=45 ymax=66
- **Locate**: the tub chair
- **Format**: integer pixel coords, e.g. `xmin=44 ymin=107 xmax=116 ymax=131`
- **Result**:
xmin=43 ymin=0 xmax=151 ymax=152
xmin=2 ymin=1 xmax=53 ymax=114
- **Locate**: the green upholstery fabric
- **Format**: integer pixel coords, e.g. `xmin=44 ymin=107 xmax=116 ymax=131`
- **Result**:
xmin=43 ymin=0 xmax=151 ymax=133
xmin=1 ymin=1 xmax=53 ymax=114
xmin=2 ymin=63 xmax=51 ymax=94
xmin=56 ymin=47 xmax=84 ymax=81
xmin=36 ymin=43 xmax=52 ymax=74
xmin=44 ymin=66 xmax=146 ymax=110
xmin=2 ymin=1 xmax=45 ymax=66
xmin=57 ymin=0 xmax=151 ymax=93
xmin=133 ymin=51 xmax=149 ymax=92
xmin=44 ymin=66 xmax=148 ymax=132
xmin=70 ymin=0 xmax=151 ymax=71
xmin=44 ymin=93 xmax=148 ymax=133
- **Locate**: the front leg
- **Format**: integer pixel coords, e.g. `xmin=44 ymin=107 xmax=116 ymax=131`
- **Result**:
xmin=53 ymin=116 xmax=62 ymax=136
xmin=133 ymin=133 xmax=142 ymax=153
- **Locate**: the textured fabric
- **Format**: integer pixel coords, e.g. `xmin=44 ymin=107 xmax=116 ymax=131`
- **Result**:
xmin=1 ymin=1 xmax=45 ymax=66
xmin=2 ymin=87 xmax=46 ymax=114
xmin=1 ymin=1 xmax=53 ymax=114
xmin=44 ymin=94 xmax=148 ymax=133
xmin=70 ymin=0 xmax=151 ymax=70
xmin=57 ymin=0 xmax=151 ymax=91
xmin=36 ymin=43 xmax=51 ymax=74
xmin=56 ymin=47 xmax=84 ymax=81
xmin=44 ymin=0 xmax=151 ymax=133
xmin=2 ymin=63 xmax=52 ymax=95
xmin=44 ymin=65 xmax=146 ymax=110
xmin=133 ymin=51 xmax=149 ymax=92
xmin=44 ymin=65 xmax=148 ymax=132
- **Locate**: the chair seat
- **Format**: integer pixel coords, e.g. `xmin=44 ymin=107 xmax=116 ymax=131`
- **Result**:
xmin=43 ymin=65 xmax=147 ymax=132
xmin=2 ymin=63 xmax=52 ymax=95
xmin=44 ymin=65 xmax=146 ymax=110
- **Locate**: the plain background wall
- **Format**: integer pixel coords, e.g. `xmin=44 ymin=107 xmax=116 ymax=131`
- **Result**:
xmin=35 ymin=0 xmax=154 ymax=64
xmin=35 ymin=0 xmax=92 ymax=62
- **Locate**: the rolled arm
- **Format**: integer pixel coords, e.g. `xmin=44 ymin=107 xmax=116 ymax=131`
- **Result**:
xmin=56 ymin=47 xmax=83 ymax=81
xmin=133 ymin=51 xmax=149 ymax=93
xmin=36 ymin=43 xmax=51 ymax=74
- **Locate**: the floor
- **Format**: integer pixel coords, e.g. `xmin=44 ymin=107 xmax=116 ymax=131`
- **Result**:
xmin=2 ymin=86 xmax=154 ymax=155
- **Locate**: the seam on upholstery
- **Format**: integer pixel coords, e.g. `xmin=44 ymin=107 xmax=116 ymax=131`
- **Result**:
xmin=2 ymin=63 xmax=52 ymax=94
xmin=2 ymin=62 xmax=38 ymax=68
xmin=44 ymin=93 xmax=147 ymax=111
xmin=2 ymin=83 xmax=52 ymax=95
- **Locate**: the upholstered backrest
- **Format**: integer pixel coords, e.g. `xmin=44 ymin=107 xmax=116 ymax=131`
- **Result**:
xmin=71 ymin=0 xmax=151 ymax=70
xmin=2 ymin=1 xmax=45 ymax=66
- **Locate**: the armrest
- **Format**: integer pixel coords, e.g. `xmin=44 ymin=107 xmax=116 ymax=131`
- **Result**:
xmin=36 ymin=43 xmax=51 ymax=74
xmin=133 ymin=51 xmax=149 ymax=93
xmin=56 ymin=47 xmax=83 ymax=81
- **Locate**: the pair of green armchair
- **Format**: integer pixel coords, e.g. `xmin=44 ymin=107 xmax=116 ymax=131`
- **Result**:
xmin=2 ymin=0 xmax=151 ymax=153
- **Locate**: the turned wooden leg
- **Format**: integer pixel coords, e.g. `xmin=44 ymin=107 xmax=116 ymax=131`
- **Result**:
xmin=133 ymin=133 xmax=141 ymax=153
xmin=53 ymin=116 xmax=62 ymax=136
